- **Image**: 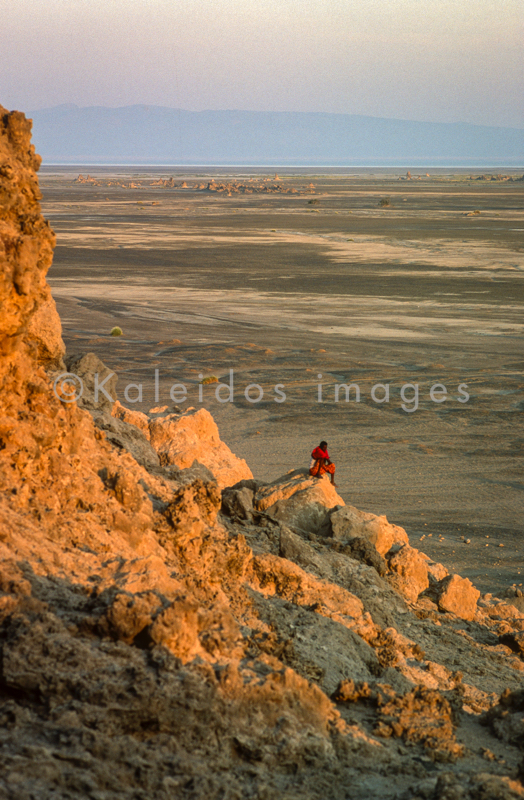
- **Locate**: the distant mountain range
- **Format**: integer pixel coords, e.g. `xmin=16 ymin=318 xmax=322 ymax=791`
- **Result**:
xmin=28 ymin=104 xmax=524 ymax=166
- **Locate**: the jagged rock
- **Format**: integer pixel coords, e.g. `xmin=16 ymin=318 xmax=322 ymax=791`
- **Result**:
xmin=435 ymin=574 xmax=480 ymax=620
xmin=405 ymin=771 xmax=524 ymax=799
xmin=482 ymin=601 xmax=524 ymax=621
xmin=122 ymin=558 xmax=180 ymax=596
xmin=65 ymin=351 xmax=118 ymax=413
xmin=112 ymin=399 xmax=150 ymax=439
xmin=0 ymin=109 xmax=55 ymax=381
xmin=330 ymin=505 xmax=409 ymax=556
xmin=334 ymin=682 xmax=464 ymax=759
xmin=0 ymin=560 xmax=32 ymax=597
xmin=102 ymin=590 xmax=162 ymax=643
xmin=254 ymin=468 xmax=344 ymax=535
xmin=158 ymin=460 xmax=216 ymax=487
xmin=279 ymin=525 xmax=327 ymax=574
xmin=337 ymin=537 xmax=387 ymax=576
xmin=229 ymin=478 xmax=262 ymax=492
xmin=388 ymin=545 xmax=429 ymax=603
xmin=221 ymin=486 xmax=254 ymax=519
xmin=165 ymin=477 xmax=221 ymax=534
xmin=251 ymin=553 xmax=364 ymax=621
xmin=423 ymin=556 xmax=449 ymax=583
xmin=149 ymin=407 xmax=252 ymax=489
xmin=149 ymin=596 xmax=201 ymax=661
xmin=26 ymin=296 xmax=65 ymax=367
xmin=92 ymin=411 xmax=160 ymax=469
xmin=60 ymin=357 xmax=161 ymax=468
xmin=378 ymin=685 xmax=464 ymax=760
xmin=99 ymin=466 xmax=153 ymax=518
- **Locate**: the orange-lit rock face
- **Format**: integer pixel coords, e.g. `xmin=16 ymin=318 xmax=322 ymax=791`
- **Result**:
xmin=149 ymin=406 xmax=253 ymax=489
xmin=0 ymin=109 xmax=62 ymax=366
xmin=331 ymin=504 xmax=409 ymax=555
xmin=0 ymin=109 xmax=158 ymax=569
xmin=0 ymin=108 xmax=83 ymax=523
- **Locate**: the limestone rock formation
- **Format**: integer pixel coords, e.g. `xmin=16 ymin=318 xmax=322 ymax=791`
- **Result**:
xmin=65 ymin=351 xmax=118 ymax=413
xmin=93 ymin=412 xmax=160 ymax=470
xmin=387 ymin=544 xmax=430 ymax=603
xmin=221 ymin=484 xmax=255 ymax=520
xmin=435 ymin=574 xmax=481 ymax=620
xmin=26 ymin=296 xmax=65 ymax=367
xmin=254 ymin=468 xmax=344 ymax=535
xmin=331 ymin=504 xmax=409 ymax=555
xmin=148 ymin=406 xmax=252 ymax=489
xmin=112 ymin=399 xmax=151 ymax=439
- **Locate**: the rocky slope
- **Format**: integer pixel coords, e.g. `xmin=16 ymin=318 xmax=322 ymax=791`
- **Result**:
xmin=1 ymin=105 xmax=524 ymax=799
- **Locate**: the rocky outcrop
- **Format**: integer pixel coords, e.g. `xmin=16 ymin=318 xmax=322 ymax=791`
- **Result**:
xmin=112 ymin=399 xmax=150 ymax=439
xmin=331 ymin=505 xmax=409 ymax=555
xmin=221 ymin=483 xmax=256 ymax=520
xmin=26 ymin=296 xmax=65 ymax=367
xmin=203 ymin=179 xmax=314 ymax=196
xmin=93 ymin=412 xmax=160 ymax=470
xmin=65 ymin=351 xmax=118 ymax=413
xmin=148 ymin=406 xmax=252 ymax=489
xmin=434 ymin=574 xmax=481 ymax=620
xmin=254 ymin=468 xmax=344 ymax=535
xmin=387 ymin=545 xmax=430 ymax=603
xmin=2 ymin=106 xmax=524 ymax=799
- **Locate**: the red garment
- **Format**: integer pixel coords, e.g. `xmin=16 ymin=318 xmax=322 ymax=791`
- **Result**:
xmin=311 ymin=446 xmax=329 ymax=460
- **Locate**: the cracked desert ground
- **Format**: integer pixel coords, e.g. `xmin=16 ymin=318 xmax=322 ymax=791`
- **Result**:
xmin=40 ymin=167 xmax=524 ymax=596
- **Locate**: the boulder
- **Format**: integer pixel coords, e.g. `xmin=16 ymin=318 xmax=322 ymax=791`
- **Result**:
xmin=388 ymin=545 xmax=429 ymax=603
xmin=254 ymin=469 xmax=344 ymax=536
xmin=435 ymin=575 xmax=480 ymax=620
xmin=221 ymin=486 xmax=254 ymax=520
xmin=148 ymin=407 xmax=252 ymax=490
xmin=65 ymin=352 xmax=117 ymax=414
xmin=423 ymin=557 xmax=449 ymax=583
xmin=330 ymin=505 xmax=408 ymax=556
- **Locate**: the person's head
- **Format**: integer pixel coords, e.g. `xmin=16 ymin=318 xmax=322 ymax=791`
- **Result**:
xmin=320 ymin=440 xmax=328 ymax=449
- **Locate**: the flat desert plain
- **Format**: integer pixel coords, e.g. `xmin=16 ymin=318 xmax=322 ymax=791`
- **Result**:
xmin=39 ymin=167 xmax=524 ymax=596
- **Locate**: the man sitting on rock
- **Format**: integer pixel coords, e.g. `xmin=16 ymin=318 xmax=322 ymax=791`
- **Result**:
xmin=309 ymin=440 xmax=337 ymax=487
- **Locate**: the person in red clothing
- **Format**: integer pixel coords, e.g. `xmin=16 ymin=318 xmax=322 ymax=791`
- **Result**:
xmin=309 ymin=440 xmax=337 ymax=486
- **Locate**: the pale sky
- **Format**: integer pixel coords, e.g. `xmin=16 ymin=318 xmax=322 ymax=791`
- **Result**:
xmin=2 ymin=0 xmax=523 ymax=127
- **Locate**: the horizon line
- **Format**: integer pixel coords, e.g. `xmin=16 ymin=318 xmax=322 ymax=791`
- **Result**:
xmin=39 ymin=162 xmax=524 ymax=170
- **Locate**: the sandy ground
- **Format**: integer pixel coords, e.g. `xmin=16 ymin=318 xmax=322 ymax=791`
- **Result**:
xmin=40 ymin=167 xmax=524 ymax=595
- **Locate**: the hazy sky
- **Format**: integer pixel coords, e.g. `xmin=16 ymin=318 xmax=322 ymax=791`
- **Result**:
xmin=2 ymin=0 xmax=523 ymax=127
